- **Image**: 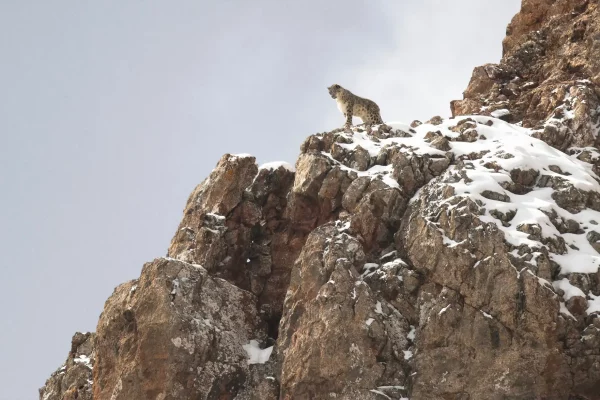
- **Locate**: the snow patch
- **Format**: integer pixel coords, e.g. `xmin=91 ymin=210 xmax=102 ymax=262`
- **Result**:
xmin=230 ymin=153 xmax=253 ymax=158
xmin=242 ymin=340 xmax=273 ymax=364
xmin=259 ymin=161 xmax=295 ymax=172
xmin=553 ymin=278 xmax=586 ymax=301
xmin=438 ymin=304 xmax=451 ymax=316
xmin=491 ymin=109 xmax=510 ymax=118
xmin=74 ymin=354 xmax=92 ymax=369
xmin=407 ymin=325 xmax=416 ymax=341
xmin=206 ymin=212 xmax=225 ymax=220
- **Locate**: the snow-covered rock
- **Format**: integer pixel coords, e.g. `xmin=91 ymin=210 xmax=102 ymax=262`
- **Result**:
xmin=41 ymin=1 xmax=600 ymax=399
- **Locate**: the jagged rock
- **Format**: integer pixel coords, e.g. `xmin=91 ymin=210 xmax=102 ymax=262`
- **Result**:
xmin=350 ymin=184 xmax=407 ymax=251
xmin=278 ymin=224 xmax=411 ymax=399
xmin=518 ymin=223 xmax=543 ymax=240
xmin=168 ymin=156 xmax=300 ymax=330
xmin=587 ymin=230 xmax=600 ymax=253
xmin=430 ymin=136 xmax=451 ymax=151
xmin=184 ymin=153 xmax=258 ymax=216
xmin=41 ymin=2 xmax=600 ymax=399
xmin=448 ymin=118 xmax=480 ymax=142
xmin=39 ymin=332 xmax=94 ymax=400
xmin=481 ymin=189 xmax=511 ymax=202
xmin=567 ymin=295 xmax=588 ymax=315
xmin=389 ymin=151 xmax=450 ymax=196
xmin=426 ymin=115 xmax=443 ymax=125
xmin=510 ymin=167 xmax=539 ymax=187
xmin=452 ymin=0 xmax=600 ymax=151
xmin=423 ymin=130 xmax=442 ymax=142
xmin=370 ymin=125 xmax=411 ymax=140
xmin=342 ymin=176 xmax=372 ymax=212
xmin=400 ymin=179 xmax=572 ymax=399
xmin=93 ymin=258 xmax=276 ymax=400
xmin=349 ymin=145 xmax=371 ymax=171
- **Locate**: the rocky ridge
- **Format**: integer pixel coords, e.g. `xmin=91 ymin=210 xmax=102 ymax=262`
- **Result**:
xmin=451 ymin=0 xmax=600 ymax=152
xmin=40 ymin=332 xmax=94 ymax=400
xmin=40 ymin=1 xmax=600 ymax=399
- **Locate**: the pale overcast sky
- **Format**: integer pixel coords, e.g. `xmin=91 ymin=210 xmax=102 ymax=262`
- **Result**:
xmin=0 ymin=1 xmax=520 ymax=398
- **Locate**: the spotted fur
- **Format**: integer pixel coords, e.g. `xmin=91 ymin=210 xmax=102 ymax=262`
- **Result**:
xmin=327 ymin=84 xmax=383 ymax=128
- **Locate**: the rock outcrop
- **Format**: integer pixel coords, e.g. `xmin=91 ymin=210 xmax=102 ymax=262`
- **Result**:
xmin=41 ymin=1 xmax=600 ymax=399
xmin=451 ymin=0 xmax=600 ymax=152
xmin=92 ymin=258 xmax=278 ymax=400
xmin=39 ymin=332 xmax=94 ymax=400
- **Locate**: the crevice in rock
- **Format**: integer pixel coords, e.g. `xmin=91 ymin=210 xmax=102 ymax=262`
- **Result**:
xmin=266 ymin=313 xmax=281 ymax=343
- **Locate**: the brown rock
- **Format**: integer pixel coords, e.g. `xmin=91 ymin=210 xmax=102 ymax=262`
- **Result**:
xmin=40 ymin=3 xmax=600 ymax=399
xmin=39 ymin=332 xmax=94 ymax=400
xmin=566 ymin=295 xmax=588 ymax=315
xmin=430 ymin=136 xmax=452 ymax=151
xmin=426 ymin=115 xmax=444 ymax=125
xmin=452 ymin=0 xmax=600 ymax=150
xmin=278 ymin=224 xmax=411 ymax=399
xmin=93 ymin=258 xmax=275 ymax=400
xmin=587 ymin=230 xmax=600 ymax=253
xmin=510 ymin=168 xmax=539 ymax=187
xmin=400 ymin=179 xmax=572 ymax=399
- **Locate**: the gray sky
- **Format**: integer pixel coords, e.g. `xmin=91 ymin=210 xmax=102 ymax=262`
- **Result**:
xmin=0 ymin=1 xmax=520 ymax=398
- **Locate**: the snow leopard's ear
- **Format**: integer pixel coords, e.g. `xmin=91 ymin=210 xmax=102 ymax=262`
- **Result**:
xmin=328 ymin=84 xmax=341 ymax=98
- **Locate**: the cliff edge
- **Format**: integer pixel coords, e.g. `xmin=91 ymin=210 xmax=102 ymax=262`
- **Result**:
xmin=40 ymin=1 xmax=600 ymax=399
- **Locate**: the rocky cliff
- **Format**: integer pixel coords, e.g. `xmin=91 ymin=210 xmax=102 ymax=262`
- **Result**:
xmin=40 ymin=1 xmax=600 ymax=399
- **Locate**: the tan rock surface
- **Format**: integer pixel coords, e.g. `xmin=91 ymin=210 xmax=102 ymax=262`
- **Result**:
xmin=452 ymin=0 xmax=600 ymax=151
xmin=41 ymin=2 xmax=600 ymax=399
xmin=93 ymin=258 xmax=276 ymax=400
xmin=39 ymin=332 xmax=94 ymax=400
